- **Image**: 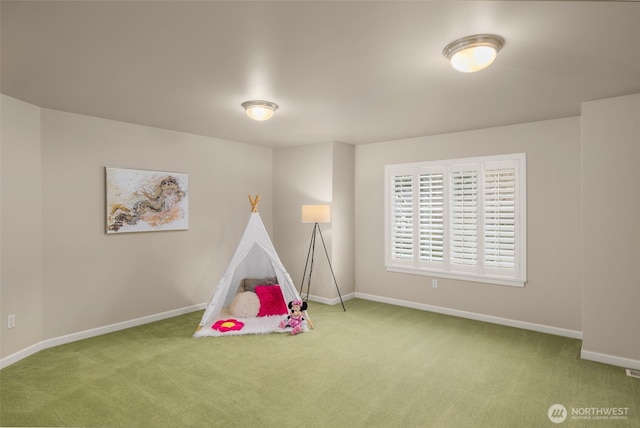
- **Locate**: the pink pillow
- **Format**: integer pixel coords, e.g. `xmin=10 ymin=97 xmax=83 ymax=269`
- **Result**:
xmin=255 ymin=285 xmax=288 ymax=317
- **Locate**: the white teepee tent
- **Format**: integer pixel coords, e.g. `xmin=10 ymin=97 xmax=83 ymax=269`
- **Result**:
xmin=194 ymin=196 xmax=309 ymax=337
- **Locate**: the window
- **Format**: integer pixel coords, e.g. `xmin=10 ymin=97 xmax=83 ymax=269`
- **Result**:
xmin=385 ymin=153 xmax=526 ymax=287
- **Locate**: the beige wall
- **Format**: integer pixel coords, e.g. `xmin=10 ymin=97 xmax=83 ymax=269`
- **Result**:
xmin=355 ymin=117 xmax=583 ymax=333
xmin=273 ymin=142 xmax=332 ymax=301
xmin=1 ymin=95 xmax=44 ymax=358
xmin=331 ymin=142 xmax=355 ymax=299
xmin=1 ymin=97 xmax=274 ymax=359
xmin=3 ymin=92 xmax=638 ymax=370
xmin=273 ymin=142 xmax=355 ymax=303
xmin=581 ymin=94 xmax=640 ymax=365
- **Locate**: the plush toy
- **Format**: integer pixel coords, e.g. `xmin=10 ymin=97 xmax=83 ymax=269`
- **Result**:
xmin=279 ymin=299 xmax=307 ymax=335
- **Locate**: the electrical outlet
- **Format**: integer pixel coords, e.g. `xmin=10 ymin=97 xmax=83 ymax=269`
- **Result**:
xmin=432 ymin=279 xmax=438 ymax=289
xmin=7 ymin=314 xmax=16 ymax=329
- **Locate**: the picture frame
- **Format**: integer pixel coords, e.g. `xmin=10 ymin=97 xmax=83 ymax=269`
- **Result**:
xmin=106 ymin=167 xmax=188 ymax=234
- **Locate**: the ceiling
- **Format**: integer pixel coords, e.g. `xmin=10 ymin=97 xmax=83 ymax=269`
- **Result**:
xmin=2 ymin=1 xmax=639 ymax=148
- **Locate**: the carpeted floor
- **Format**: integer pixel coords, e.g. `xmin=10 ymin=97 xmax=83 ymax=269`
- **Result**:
xmin=1 ymin=299 xmax=638 ymax=427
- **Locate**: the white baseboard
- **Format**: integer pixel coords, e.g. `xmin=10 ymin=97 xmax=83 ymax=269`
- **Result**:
xmin=355 ymin=292 xmax=583 ymax=339
xmin=305 ymin=292 xmax=356 ymax=306
xmin=581 ymin=348 xmax=640 ymax=371
xmin=0 ymin=303 xmax=205 ymax=369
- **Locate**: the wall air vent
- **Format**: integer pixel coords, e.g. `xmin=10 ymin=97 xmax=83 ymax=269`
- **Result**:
xmin=626 ymin=369 xmax=640 ymax=379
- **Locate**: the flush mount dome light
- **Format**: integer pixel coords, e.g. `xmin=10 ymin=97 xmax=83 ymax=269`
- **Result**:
xmin=443 ymin=34 xmax=505 ymax=73
xmin=241 ymin=100 xmax=278 ymax=121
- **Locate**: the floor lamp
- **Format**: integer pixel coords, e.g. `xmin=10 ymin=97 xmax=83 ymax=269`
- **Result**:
xmin=300 ymin=204 xmax=346 ymax=311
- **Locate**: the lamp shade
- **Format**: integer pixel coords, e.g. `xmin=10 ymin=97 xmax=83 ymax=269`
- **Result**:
xmin=301 ymin=205 xmax=331 ymax=223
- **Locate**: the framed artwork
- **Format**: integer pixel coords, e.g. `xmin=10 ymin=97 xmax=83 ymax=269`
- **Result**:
xmin=106 ymin=167 xmax=188 ymax=234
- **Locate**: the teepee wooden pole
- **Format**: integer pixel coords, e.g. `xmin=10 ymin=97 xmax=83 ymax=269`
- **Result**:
xmin=305 ymin=312 xmax=314 ymax=330
xmin=249 ymin=194 xmax=260 ymax=212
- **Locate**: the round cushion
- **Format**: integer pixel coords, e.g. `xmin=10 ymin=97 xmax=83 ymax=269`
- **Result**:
xmin=229 ymin=291 xmax=260 ymax=318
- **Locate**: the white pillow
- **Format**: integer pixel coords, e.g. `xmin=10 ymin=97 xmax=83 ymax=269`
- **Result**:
xmin=229 ymin=291 xmax=260 ymax=318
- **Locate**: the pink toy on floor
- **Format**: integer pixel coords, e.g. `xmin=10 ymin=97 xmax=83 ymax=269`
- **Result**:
xmin=279 ymin=299 xmax=308 ymax=335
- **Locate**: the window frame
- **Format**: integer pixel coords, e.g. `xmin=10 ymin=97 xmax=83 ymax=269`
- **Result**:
xmin=385 ymin=153 xmax=527 ymax=287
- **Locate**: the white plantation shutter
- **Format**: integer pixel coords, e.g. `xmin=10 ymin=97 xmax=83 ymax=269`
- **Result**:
xmin=386 ymin=154 xmax=526 ymax=287
xmin=419 ymin=171 xmax=444 ymax=263
xmin=484 ymin=165 xmax=516 ymax=272
xmin=450 ymin=167 xmax=478 ymax=270
xmin=390 ymin=174 xmax=414 ymax=261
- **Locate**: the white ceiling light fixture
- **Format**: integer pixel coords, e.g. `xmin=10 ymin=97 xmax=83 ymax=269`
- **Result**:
xmin=443 ymin=34 xmax=505 ymax=73
xmin=241 ymin=100 xmax=278 ymax=121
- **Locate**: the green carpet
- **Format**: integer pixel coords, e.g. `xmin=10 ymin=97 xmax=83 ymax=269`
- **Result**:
xmin=1 ymin=299 xmax=638 ymax=427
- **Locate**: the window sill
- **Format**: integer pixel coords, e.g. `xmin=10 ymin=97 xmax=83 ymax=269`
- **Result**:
xmin=386 ymin=266 xmax=526 ymax=288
